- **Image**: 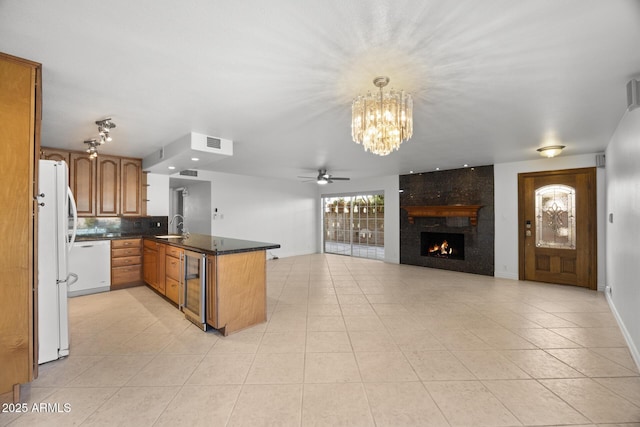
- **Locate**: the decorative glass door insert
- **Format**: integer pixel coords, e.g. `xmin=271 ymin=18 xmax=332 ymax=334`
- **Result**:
xmin=535 ymin=184 xmax=576 ymax=249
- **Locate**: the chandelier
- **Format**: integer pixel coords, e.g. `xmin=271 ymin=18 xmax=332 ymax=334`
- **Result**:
xmin=351 ymin=76 xmax=413 ymax=156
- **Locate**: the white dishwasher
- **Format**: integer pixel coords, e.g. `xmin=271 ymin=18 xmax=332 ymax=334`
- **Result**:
xmin=68 ymin=240 xmax=111 ymax=297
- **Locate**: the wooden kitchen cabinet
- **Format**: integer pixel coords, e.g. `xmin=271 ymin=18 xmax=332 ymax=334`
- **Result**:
xmin=156 ymin=243 xmax=166 ymax=294
xmin=96 ymin=155 xmax=120 ymax=216
xmin=40 ymin=147 xmax=70 ymax=165
xmin=143 ymin=240 xmax=166 ymax=294
xmin=0 ymin=52 xmax=41 ymax=402
xmin=143 ymin=239 xmax=184 ymax=305
xmin=121 ymin=158 xmax=143 ymax=216
xmin=165 ymin=245 xmax=183 ymax=304
xmin=141 ymin=237 xmax=273 ymax=336
xmin=111 ymin=238 xmax=142 ymax=290
xmin=43 ymin=147 xmax=144 ymax=217
xmin=70 ymin=152 xmax=96 ymax=216
xmin=143 ymin=240 xmax=158 ymax=289
xmin=207 ymin=251 xmax=266 ymax=335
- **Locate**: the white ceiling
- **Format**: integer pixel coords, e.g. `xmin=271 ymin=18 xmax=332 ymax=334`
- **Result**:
xmin=2 ymin=0 xmax=639 ymax=181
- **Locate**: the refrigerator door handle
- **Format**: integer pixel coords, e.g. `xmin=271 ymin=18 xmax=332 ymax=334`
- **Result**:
xmin=66 ymin=273 xmax=78 ymax=287
xmin=67 ymin=186 xmax=78 ymax=251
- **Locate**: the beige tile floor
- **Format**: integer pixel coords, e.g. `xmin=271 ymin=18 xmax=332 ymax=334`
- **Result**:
xmin=2 ymin=254 xmax=640 ymax=426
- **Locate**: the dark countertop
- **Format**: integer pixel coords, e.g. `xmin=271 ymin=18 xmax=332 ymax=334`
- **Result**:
xmin=146 ymin=234 xmax=281 ymax=256
xmin=75 ymin=233 xmax=280 ymax=255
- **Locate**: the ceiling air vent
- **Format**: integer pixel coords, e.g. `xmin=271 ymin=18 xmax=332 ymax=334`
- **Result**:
xmin=207 ymin=136 xmax=222 ymax=149
xmin=179 ymin=170 xmax=198 ymax=177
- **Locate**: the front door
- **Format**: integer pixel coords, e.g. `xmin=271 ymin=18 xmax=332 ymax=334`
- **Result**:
xmin=518 ymin=167 xmax=597 ymax=289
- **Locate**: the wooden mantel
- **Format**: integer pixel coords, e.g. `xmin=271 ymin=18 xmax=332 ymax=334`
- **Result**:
xmin=401 ymin=205 xmax=483 ymax=226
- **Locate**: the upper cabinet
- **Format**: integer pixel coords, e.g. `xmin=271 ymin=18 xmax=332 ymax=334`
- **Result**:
xmin=41 ymin=147 xmax=70 ymax=164
xmin=121 ymin=158 xmax=143 ymax=216
xmin=70 ymin=152 xmax=96 ymax=216
xmin=44 ymin=148 xmax=144 ymax=217
xmin=96 ymin=155 xmax=120 ymax=216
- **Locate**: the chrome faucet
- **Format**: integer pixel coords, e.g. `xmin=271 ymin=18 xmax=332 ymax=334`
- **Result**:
xmin=170 ymin=214 xmax=189 ymax=237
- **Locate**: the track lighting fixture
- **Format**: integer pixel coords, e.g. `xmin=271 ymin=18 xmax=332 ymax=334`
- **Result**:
xmin=83 ymin=118 xmax=117 ymax=158
xmin=96 ymin=118 xmax=116 ymax=145
xmin=84 ymin=139 xmax=99 ymax=159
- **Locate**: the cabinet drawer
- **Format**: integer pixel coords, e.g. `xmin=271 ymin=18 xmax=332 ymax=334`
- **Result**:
xmin=166 ymin=245 xmax=182 ymax=259
xmin=112 ymin=247 xmax=142 ymax=257
xmin=112 ymin=238 xmax=141 ymax=249
xmin=112 ymin=255 xmax=142 ymax=267
xmin=166 ymin=255 xmax=181 ymax=280
xmin=112 ymin=264 xmax=142 ymax=285
xmin=165 ymin=276 xmax=179 ymax=304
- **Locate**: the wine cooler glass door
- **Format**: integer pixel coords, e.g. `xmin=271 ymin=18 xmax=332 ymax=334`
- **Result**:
xmin=182 ymin=250 xmax=207 ymax=330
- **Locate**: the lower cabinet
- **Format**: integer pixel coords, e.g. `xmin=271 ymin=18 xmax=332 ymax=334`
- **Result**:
xmin=142 ymin=244 xmax=157 ymax=287
xmin=207 ymin=250 xmax=267 ymax=336
xmin=142 ymin=240 xmax=165 ymax=294
xmin=165 ymin=246 xmax=183 ymax=304
xmin=142 ymin=239 xmax=267 ymax=335
xmin=111 ymin=238 xmax=142 ymax=290
xmin=143 ymin=240 xmax=182 ymax=303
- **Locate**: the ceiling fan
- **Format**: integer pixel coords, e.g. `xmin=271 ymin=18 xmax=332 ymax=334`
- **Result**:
xmin=298 ymin=169 xmax=350 ymax=185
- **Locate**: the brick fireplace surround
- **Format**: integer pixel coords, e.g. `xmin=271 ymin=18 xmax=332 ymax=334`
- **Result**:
xmin=399 ymin=165 xmax=495 ymax=276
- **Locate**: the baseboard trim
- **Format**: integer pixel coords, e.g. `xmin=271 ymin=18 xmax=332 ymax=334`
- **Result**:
xmin=494 ymin=272 xmax=519 ymax=280
xmin=606 ymin=292 xmax=640 ymax=371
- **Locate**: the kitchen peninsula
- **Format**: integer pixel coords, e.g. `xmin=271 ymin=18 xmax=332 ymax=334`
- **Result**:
xmin=143 ymin=234 xmax=280 ymax=336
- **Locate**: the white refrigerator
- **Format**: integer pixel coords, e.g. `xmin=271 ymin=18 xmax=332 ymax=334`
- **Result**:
xmin=37 ymin=159 xmax=78 ymax=364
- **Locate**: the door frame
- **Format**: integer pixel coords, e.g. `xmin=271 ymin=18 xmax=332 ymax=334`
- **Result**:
xmin=517 ymin=167 xmax=597 ymax=289
xmin=321 ymin=192 xmax=385 ymax=260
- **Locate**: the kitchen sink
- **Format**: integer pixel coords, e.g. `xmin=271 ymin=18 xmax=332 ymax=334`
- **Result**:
xmin=155 ymin=234 xmax=184 ymax=239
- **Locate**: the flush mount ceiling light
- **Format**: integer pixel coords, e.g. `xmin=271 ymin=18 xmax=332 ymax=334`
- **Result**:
xmin=537 ymin=145 xmax=565 ymax=158
xmin=351 ymin=76 xmax=413 ymax=156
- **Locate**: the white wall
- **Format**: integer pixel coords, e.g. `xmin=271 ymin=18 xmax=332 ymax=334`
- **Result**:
xmin=204 ymin=171 xmax=319 ymax=258
xmin=494 ymin=154 xmax=606 ymax=290
xmin=319 ymin=175 xmax=400 ymax=264
xmin=146 ymin=173 xmax=170 ymax=216
xmin=605 ymin=108 xmax=640 ymax=368
xmin=181 ymin=181 xmax=211 ymax=235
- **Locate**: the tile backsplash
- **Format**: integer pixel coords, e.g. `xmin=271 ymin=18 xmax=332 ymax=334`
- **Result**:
xmin=75 ymin=216 xmax=168 ymax=237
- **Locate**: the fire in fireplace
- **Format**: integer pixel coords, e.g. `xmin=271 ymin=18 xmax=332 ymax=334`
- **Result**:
xmin=421 ymin=232 xmax=465 ymax=260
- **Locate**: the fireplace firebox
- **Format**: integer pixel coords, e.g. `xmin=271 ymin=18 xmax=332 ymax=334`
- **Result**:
xmin=421 ymin=232 xmax=465 ymax=260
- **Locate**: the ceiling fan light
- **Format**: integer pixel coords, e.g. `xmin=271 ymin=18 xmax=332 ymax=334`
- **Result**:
xmin=317 ymin=179 xmax=328 ymax=185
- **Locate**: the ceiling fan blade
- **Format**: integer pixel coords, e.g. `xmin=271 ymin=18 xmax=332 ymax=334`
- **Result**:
xmin=330 ymin=177 xmax=350 ymax=180
xmin=297 ymin=176 xmax=316 ymax=179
